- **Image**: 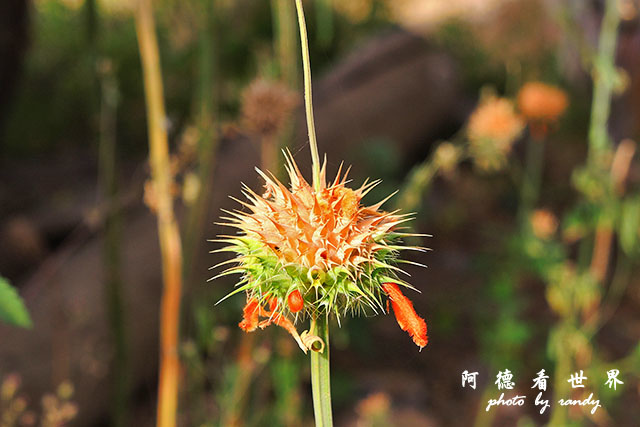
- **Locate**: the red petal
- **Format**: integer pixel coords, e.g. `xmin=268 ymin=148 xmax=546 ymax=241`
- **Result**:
xmin=267 ymin=295 xmax=279 ymax=311
xmin=382 ymin=283 xmax=428 ymax=349
xmin=238 ymin=298 xmax=260 ymax=332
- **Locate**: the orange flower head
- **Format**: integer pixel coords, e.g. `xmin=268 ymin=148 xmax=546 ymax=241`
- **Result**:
xmin=530 ymin=209 xmax=558 ymax=240
xmin=517 ymin=81 xmax=568 ymax=122
xmin=467 ymin=96 xmax=524 ymax=171
xmin=214 ymin=152 xmax=429 ymax=350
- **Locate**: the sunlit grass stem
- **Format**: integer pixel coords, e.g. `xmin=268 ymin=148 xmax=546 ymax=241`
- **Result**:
xmin=294 ymin=0 xmax=321 ymax=191
xmin=587 ymin=0 xmax=620 ymax=160
xmin=293 ymin=1 xmax=333 ymax=424
xmin=135 ymin=1 xmax=184 ymax=426
xmin=310 ymin=315 xmax=333 ymax=427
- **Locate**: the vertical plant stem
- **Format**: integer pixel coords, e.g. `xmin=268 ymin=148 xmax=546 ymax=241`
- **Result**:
xmin=181 ymin=2 xmax=219 ymax=421
xmin=587 ymin=0 xmax=620 ymax=160
xmin=135 ymin=2 xmax=184 ymax=427
xmin=518 ymin=136 xmax=545 ymax=227
xmin=292 ymin=2 xmax=332 ymax=424
xmin=183 ymin=0 xmax=219 ymax=279
xmin=315 ymin=0 xmax=334 ymax=48
xmin=549 ymin=332 xmax=572 ymax=426
xmin=472 ymin=385 xmax=497 ymax=427
xmin=273 ymin=0 xmax=299 ymax=86
xmin=261 ymin=135 xmax=278 ymax=172
xmin=394 ymin=159 xmax=439 ymax=213
xmin=270 ymin=0 xmax=300 ymax=179
xmin=310 ymin=315 xmax=333 ymax=427
xmin=98 ymin=62 xmax=129 ymax=427
xmin=293 ymin=0 xmax=321 ymax=190
xmin=220 ymin=334 xmax=258 ymax=426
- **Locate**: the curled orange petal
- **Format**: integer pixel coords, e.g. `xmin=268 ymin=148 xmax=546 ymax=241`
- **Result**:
xmin=382 ymin=282 xmax=428 ymax=349
xmin=259 ymin=311 xmax=307 ymax=353
xmin=238 ymin=296 xmax=308 ymax=352
xmin=239 ymin=298 xmax=260 ymax=332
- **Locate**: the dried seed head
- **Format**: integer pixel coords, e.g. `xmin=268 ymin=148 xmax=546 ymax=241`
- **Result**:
xmin=241 ymin=79 xmax=299 ymax=139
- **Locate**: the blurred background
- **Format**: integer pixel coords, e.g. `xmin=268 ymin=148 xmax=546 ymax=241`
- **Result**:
xmin=1 ymin=0 xmax=640 ymax=425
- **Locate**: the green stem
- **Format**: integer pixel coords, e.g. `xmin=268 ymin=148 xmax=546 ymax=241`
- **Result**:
xmin=183 ymin=0 xmax=219 ymax=278
xmin=315 ymin=0 xmax=334 ymax=48
xmin=294 ymin=0 xmax=321 ymax=191
xmin=549 ymin=330 xmax=572 ymax=426
xmin=394 ymin=159 xmax=439 ymax=213
xmin=273 ymin=0 xmax=299 ymax=86
xmin=310 ymin=315 xmax=333 ymax=427
xmin=518 ymin=136 xmax=545 ymax=227
xmin=587 ymin=0 xmax=620 ymax=160
xmin=99 ymin=63 xmax=129 ymax=427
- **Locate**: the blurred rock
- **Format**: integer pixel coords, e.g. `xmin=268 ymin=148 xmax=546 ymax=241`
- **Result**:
xmin=0 ymin=216 xmax=46 ymax=279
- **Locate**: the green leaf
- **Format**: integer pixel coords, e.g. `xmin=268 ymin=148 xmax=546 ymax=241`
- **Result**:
xmin=0 ymin=276 xmax=32 ymax=328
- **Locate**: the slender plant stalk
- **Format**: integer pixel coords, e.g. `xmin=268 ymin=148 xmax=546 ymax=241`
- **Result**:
xmin=183 ymin=0 xmax=219 ymax=279
xmin=273 ymin=0 xmax=299 ymax=86
xmin=293 ymin=1 xmax=333 ymax=424
xmin=220 ymin=334 xmax=258 ymax=426
xmin=181 ymin=1 xmax=220 ymax=421
xmin=261 ymin=135 xmax=279 ymax=173
xmin=315 ymin=0 xmax=334 ymax=48
xmin=310 ymin=315 xmax=333 ymax=426
xmin=518 ymin=135 xmax=545 ymax=226
xmin=549 ymin=331 xmax=572 ymax=426
xmin=98 ymin=62 xmax=129 ymax=427
xmin=294 ymin=0 xmax=321 ymax=190
xmin=587 ymin=0 xmax=620 ymax=160
xmin=472 ymin=385 xmax=497 ymax=427
xmin=269 ymin=0 xmax=300 ymax=179
xmin=135 ymin=2 xmax=184 ymax=427
xmin=395 ymin=159 xmax=439 ymax=213
xmin=549 ymin=1 xmax=621 ymax=422
xmin=85 ymin=0 xmax=129 ymax=424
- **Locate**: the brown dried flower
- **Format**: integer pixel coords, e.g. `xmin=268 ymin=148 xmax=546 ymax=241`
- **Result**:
xmin=241 ymin=79 xmax=299 ymax=139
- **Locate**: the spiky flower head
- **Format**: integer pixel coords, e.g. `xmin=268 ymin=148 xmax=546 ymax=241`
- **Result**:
xmin=214 ymin=153 xmax=428 ymax=350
